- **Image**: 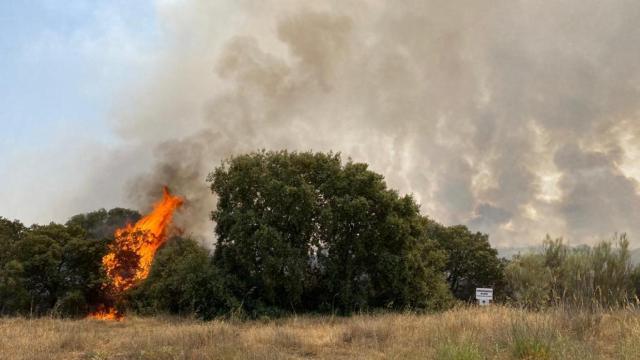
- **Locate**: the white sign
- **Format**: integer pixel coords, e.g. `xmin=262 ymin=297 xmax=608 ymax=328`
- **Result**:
xmin=476 ymin=288 xmax=493 ymax=304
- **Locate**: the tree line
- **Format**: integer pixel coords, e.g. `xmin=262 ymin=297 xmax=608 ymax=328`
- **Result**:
xmin=0 ymin=151 xmax=638 ymax=318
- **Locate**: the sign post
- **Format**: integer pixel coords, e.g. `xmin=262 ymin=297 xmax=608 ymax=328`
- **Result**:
xmin=475 ymin=287 xmax=493 ymax=306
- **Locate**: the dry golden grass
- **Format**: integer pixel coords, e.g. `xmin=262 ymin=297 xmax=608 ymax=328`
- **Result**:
xmin=1 ymin=306 xmax=639 ymax=359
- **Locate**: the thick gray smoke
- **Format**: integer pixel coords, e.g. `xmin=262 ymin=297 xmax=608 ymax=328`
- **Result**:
xmin=111 ymin=0 xmax=640 ymax=247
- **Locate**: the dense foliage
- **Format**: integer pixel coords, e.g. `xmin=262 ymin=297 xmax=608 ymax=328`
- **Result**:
xmin=129 ymin=237 xmax=234 ymax=319
xmin=0 ymin=209 xmax=142 ymax=316
xmin=208 ymin=151 xmax=454 ymax=315
xmin=425 ymin=221 xmax=505 ymax=301
xmin=0 ymin=220 xmax=104 ymax=316
xmin=1 ymin=150 xmax=555 ymax=319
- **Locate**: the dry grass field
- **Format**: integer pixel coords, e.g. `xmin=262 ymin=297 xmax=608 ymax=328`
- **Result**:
xmin=1 ymin=306 xmax=640 ymax=360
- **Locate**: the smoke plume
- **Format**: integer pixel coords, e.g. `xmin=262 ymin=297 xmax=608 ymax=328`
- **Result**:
xmin=102 ymin=0 xmax=640 ymax=247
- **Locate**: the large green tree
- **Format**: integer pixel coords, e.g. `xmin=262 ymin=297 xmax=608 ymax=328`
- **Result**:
xmin=208 ymin=150 xmax=452 ymax=315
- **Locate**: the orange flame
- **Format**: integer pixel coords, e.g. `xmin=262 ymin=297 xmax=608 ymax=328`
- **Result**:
xmin=90 ymin=305 xmax=123 ymax=321
xmin=89 ymin=186 xmax=184 ymax=320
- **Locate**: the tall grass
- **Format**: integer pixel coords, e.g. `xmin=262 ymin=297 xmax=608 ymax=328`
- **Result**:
xmin=1 ymin=306 xmax=639 ymax=359
xmin=505 ymin=234 xmax=640 ymax=312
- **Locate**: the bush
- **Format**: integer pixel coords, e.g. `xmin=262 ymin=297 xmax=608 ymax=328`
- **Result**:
xmin=505 ymin=254 xmax=552 ymax=309
xmin=130 ymin=237 xmax=236 ymax=319
xmin=505 ymin=234 xmax=638 ymax=310
xmin=53 ymin=290 xmax=88 ymax=318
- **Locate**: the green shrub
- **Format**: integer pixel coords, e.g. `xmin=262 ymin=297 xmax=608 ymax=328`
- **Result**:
xmin=505 ymin=254 xmax=552 ymax=309
xmin=505 ymin=234 xmax=637 ymax=310
xmin=53 ymin=290 xmax=88 ymax=318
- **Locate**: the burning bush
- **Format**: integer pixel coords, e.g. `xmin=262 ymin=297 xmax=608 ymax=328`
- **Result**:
xmin=91 ymin=187 xmax=183 ymax=319
xmin=0 ymin=188 xmax=185 ymax=319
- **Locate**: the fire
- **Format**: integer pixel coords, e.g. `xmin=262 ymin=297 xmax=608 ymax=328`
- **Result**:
xmin=102 ymin=187 xmax=184 ymax=292
xmin=90 ymin=305 xmax=122 ymax=321
xmin=90 ymin=186 xmax=184 ymax=320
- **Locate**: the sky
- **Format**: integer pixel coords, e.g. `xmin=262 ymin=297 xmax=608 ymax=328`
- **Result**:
xmin=2 ymin=0 xmax=640 ymax=248
xmin=0 ymin=0 xmax=159 ymax=221
xmin=0 ymin=0 xmax=158 ymax=143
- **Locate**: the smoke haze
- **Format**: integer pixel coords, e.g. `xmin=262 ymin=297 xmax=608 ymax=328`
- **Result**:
xmin=8 ymin=0 xmax=640 ymax=248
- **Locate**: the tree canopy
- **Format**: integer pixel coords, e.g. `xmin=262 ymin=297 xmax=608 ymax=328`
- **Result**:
xmin=0 ymin=218 xmax=109 ymax=316
xmin=0 ymin=209 xmax=142 ymax=317
xmin=426 ymin=221 xmax=505 ymax=301
xmin=0 ymin=150 xmax=515 ymax=319
xmin=208 ymin=150 xmax=453 ymax=314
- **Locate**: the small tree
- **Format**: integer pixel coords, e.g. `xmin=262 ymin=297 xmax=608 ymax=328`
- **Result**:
xmin=426 ymin=221 xmax=504 ymax=301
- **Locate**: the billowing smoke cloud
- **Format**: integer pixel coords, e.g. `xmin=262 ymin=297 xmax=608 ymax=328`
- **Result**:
xmin=106 ymin=0 xmax=640 ymax=247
